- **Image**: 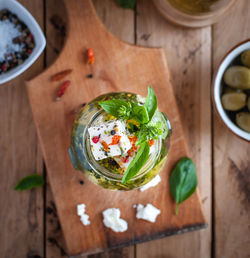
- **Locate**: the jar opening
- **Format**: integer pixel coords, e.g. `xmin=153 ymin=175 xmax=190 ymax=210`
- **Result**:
xmin=83 ymin=111 xmax=162 ymax=182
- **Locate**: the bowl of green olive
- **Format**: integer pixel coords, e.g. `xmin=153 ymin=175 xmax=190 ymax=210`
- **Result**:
xmin=213 ymin=40 xmax=250 ymax=141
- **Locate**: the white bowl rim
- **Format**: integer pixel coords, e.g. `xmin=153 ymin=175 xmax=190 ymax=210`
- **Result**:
xmin=0 ymin=0 xmax=46 ymax=84
xmin=213 ymin=39 xmax=250 ymax=141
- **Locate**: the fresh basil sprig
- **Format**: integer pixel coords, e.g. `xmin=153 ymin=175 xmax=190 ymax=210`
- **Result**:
xmin=14 ymin=174 xmax=45 ymax=191
xmin=170 ymin=158 xmax=198 ymax=215
xmin=117 ymin=0 xmax=136 ymax=9
xmin=98 ymin=87 xmax=162 ymax=183
xmin=122 ymin=141 xmax=150 ymax=183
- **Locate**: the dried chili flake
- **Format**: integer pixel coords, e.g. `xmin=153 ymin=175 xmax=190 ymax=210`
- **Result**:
xmin=56 ymin=80 xmax=70 ymax=101
xmin=87 ymin=48 xmax=95 ymax=64
xmin=109 ymin=135 xmax=121 ymax=145
xmin=148 ymin=139 xmax=154 ymax=147
xmin=121 ymin=156 xmax=129 ymax=163
xmin=51 ymin=69 xmax=72 ymax=81
xmin=128 ymin=136 xmax=137 ymax=145
xmin=101 ymin=140 xmax=109 ymax=151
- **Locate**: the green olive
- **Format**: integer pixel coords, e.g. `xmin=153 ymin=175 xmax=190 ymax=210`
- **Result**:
xmin=221 ymin=92 xmax=247 ymax=111
xmin=241 ymin=50 xmax=250 ymax=68
xmin=236 ymin=112 xmax=250 ymax=132
xmin=248 ymin=96 xmax=250 ymax=112
xmin=223 ymin=66 xmax=250 ymax=89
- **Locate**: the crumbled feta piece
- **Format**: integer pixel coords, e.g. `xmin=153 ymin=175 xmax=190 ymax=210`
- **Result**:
xmin=140 ymin=175 xmax=161 ymax=192
xmin=88 ymin=120 xmax=131 ymax=160
xmin=77 ymin=204 xmax=90 ymax=226
xmin=135 ymin=204 xmax=161 ymax=223
xmin=102 ymin=208 xmax=128 ymax=232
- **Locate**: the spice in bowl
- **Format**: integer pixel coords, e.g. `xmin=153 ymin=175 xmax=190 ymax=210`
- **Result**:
xmin=0 ymin=9 xmax=35 ymax=75
xmin=220 ymin=49 xmax=250 ymax=132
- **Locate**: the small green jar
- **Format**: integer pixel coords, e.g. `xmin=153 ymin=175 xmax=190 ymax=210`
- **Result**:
xmin=68 ymin=92 xmax=171 ymax=191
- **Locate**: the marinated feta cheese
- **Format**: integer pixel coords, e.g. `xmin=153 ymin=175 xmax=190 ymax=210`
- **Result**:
xmin=140 ymin=175 xmax=161 ymax=192
xmin=102 ymin=208 xmax=128 ymax=232
xmin=135 ymin=203 xmax=161 ymax=223
xmin=77 ymin=204 xmax=90 ymax=226
xmin=88 ymin=120 xmax=131 ymax=160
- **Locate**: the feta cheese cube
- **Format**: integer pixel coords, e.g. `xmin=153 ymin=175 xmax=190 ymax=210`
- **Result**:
xmin=88 ymin=120 xmax=131 ymax=160
xmin=102 ymin=208 xmax=128 ymax=233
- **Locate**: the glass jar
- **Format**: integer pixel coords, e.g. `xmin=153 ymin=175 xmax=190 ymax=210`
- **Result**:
xmin=68 ymin=92 xmax=172 ymax=191
xmin=153 ymin=0 xmax=236 ymax=28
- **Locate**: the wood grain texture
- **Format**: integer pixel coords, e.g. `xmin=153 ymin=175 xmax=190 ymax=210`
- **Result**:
xmin=212 ymin=1 xmax=250 ymax=257
xmin=135 ymin=1 xmax=212 ymax=257
xmin=0 ymin=1 xmax=44 ymax=258
xmin=26 ymin=0 xmax=206 ymax=256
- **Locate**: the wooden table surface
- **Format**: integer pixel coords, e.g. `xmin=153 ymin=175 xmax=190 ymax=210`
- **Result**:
xmin=0 ymin=0 xmax=249 ymax=258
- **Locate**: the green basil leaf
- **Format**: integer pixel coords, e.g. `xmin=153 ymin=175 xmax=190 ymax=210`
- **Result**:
xmin=170 ymin=158 xmax=198 ymax=215
xmin=136 ymin=130 xmax=148 ymax=146
xmin=99 ymin=99 xmax=132 ymax=120
xmin=122 ymin=141 xmax=150 ymax=183
xmin=132 ymin=105 xmax=149 ymax=124
xmin=14 ymin=174 xmax=45 ymax=191
xmin=116 ymin=0 xmax=136 ymax=9
xmin=144 ymin=86 xmax=157 ymax=121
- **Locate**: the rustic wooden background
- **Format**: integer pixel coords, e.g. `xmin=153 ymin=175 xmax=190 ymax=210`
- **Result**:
xmin=0 ymin=0 xmax=249 ymax=258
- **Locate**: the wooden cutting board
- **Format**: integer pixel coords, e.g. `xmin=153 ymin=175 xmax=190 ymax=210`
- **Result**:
xmin=26 ymin=0 xmax=206 ymax=256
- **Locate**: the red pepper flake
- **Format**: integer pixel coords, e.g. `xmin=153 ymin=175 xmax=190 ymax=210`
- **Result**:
xmin=101 ymin=140 xmax=109 ymax=151
xmin=109 ymin=135 xmax=121 ymax=145
xmin=92 ymin=136 xmax=99 ymax=144
xmin=51 ymin=69 xmax=73 ymax=81
xmin=1 ymin=65 xmax=7 ymax=72
xmin=148 ymin=139 xmax=154 ymax=147
xmin=127 ymin=149 xmax=133 ymax=157
xmin=56 ymin=80 xmax=70 ymax=101
xmin=121 ymin=156 xmax=129 ymax=163
xmin=128 ymin=136 xmax=137 ymax=145
xmin=27 ymin=49 xmax=33 ymax=55
xmin=87 ymin=48 xmax=95 ymax=64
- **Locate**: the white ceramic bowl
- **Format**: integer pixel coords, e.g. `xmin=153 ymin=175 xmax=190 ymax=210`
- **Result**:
xmin=213 ymin=39 xmax=250 ymax=141
xmin=0 ymin=0 xmax=46 ymax=84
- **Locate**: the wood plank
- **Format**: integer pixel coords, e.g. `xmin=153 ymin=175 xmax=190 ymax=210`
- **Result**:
xmin=89 ymin=1 xmax=135 ymax=257
xmin=26 ymin=0 xmax=206 ymax=256
xmin=0 ymin=1 xmax=44 ymax=258
xmin=212 ymin=1 xmax=250 ymax=257
xmin=135 ymin=0 xmax=212 ymax=257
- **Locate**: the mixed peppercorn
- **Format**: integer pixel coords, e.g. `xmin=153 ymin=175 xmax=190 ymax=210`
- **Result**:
xmin=0 ymin=9 xmax=35 ymax=75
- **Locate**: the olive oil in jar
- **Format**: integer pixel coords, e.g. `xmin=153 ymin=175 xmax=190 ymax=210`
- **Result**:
xmin=167 ymin=0 xmax=221 ymax=14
